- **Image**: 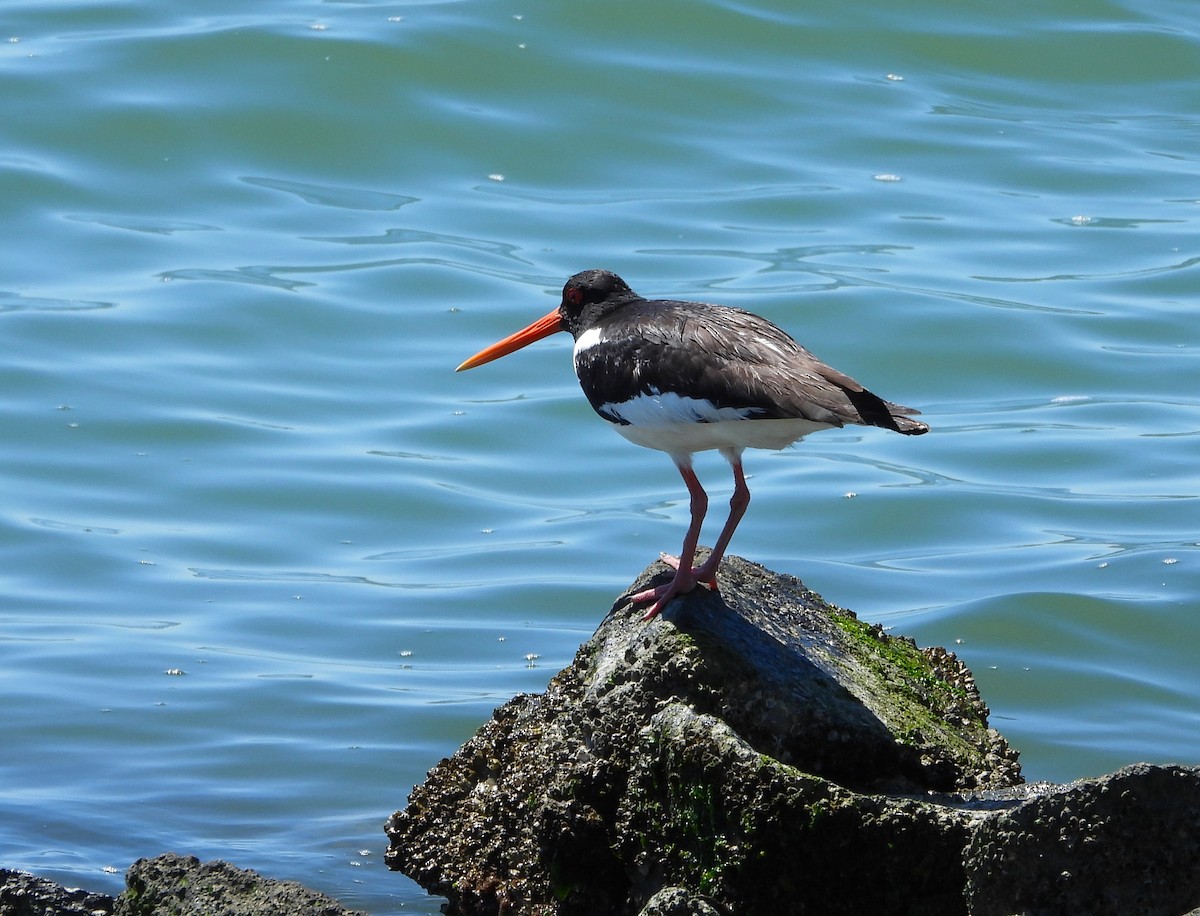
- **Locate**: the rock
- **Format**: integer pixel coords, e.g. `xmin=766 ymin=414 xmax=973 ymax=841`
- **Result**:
xmin=384 ymin=554 xmax=1022 ymax=915
xmin=113 ymin=854 xmax=366 ymax=916
xmin=385 ymin=555 xmax=1200 ymax=914
xmin=0 ymin=868 xmax=114 ymax=916
xmin=0 ymin=855 xmax=367 ymax=916
xmin=964 ymin=763 xmax=1200 ymax=916
xmin=636 ymin=886 xmax=722 ymax=916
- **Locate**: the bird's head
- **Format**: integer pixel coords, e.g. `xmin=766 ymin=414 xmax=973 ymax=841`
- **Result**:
xmin=456 ymin=269 xmax=638 ymax=371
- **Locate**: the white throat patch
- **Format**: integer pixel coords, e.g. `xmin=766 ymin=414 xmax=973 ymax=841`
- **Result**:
xmin=572 ymin=326 xmax=605 ymax=372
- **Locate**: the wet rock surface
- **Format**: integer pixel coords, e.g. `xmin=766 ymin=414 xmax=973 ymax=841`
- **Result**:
xmin=384 ymin=555 xmax=1200 ymax=916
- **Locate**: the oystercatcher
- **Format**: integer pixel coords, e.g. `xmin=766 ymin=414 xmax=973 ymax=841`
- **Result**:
xmin=457 ymin=269 xmax=928 ymax=619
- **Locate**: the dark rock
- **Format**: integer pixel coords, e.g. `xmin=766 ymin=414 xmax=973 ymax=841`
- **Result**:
xmin=113 ymin=854 xmax=367 ymax=916
xmin=965 ymin=763 xmax=1200 ymax=916
xmin=385 ymin=555 xmax=1200 ymax=914
xmin=0 ymin=869 xmax=114 ymax=916
xmin=384 ymin=555 xmax=1022 ymax=915
xmin=0 ymin=856 xmax=367 ymax=916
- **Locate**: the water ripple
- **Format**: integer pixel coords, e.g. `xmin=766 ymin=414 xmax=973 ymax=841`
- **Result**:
xmin=0 ymin=291 xmax=114 ymax=313
xmin=241 ymin=176 xmax=419 ymax=211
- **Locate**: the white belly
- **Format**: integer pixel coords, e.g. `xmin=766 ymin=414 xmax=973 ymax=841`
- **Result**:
xmin=612 ymin=416 xmax=831 ymax=457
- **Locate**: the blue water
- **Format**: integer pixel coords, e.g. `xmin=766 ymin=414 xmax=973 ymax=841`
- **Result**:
xmin=2 ymin=1 xmax=1197 ymax=911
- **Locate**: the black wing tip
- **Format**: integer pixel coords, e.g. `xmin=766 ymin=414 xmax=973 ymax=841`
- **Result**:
xmin=845 ymin=388 xmax=930 ymax=435
xmin=893 ymin=415 xmax=930 ymax=436
xmin=886 ymin=401 xmax=929 ymax=435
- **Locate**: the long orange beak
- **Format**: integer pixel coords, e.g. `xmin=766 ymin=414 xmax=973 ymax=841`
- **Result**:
xmin=456 ymin=308 xmax=564 ymax=371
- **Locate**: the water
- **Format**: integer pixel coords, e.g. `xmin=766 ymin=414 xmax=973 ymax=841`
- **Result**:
xmin=2 ymin=0 xmax=1197 ymax=911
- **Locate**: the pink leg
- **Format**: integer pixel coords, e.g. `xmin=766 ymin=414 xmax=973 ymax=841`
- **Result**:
xmin=631 ymin=461 xmax=708 ymax=619
xmin=690 ymin=449 xmax=750 ymax=589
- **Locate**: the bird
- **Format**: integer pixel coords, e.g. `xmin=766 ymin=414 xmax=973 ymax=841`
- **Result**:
xmin=456 ymin=269 xmax=928 ymax=620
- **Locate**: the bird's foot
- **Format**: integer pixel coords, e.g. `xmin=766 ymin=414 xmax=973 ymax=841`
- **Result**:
xmin=656 ymin=552 xmax=720 ymax=591
xmin=630 ymin=554 xmax=718 ymax=620
xmin=631 ymin=574 xmax=695 ymax=620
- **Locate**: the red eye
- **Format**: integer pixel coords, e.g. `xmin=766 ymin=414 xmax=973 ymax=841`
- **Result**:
xmin=565 ymin=286 xmax=583 ymax=306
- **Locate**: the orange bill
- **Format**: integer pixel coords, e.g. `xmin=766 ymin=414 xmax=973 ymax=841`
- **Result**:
xmin=456 ymin=308 xmax=564 ymax=371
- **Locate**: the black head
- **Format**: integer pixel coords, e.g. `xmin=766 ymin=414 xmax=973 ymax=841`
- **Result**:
xmin=558 ymin=269 xmax=641 ymax=337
